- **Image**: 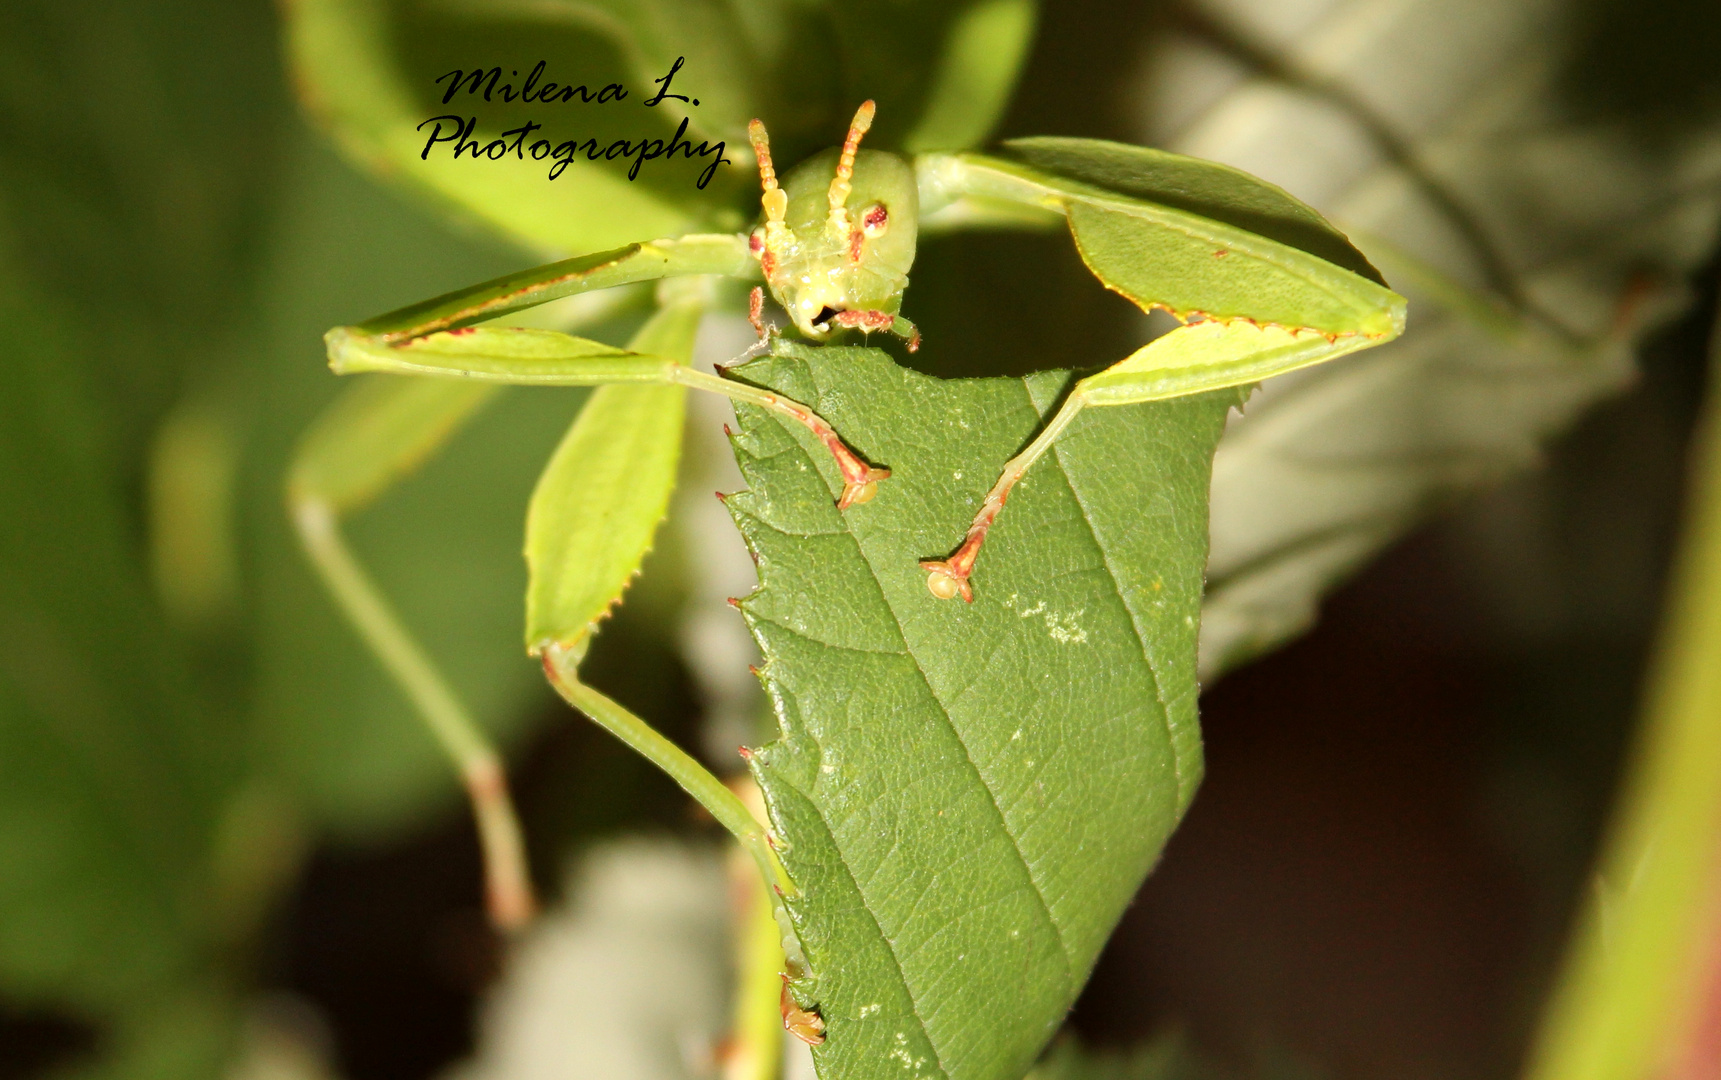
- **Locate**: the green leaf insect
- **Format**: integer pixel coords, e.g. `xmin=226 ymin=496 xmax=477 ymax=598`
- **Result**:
xmin=292 ymin=100 xmax=1404 ymax=1079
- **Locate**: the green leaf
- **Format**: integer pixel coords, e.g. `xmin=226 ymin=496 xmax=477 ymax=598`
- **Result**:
xmin=0 ymin=0 xmax=281 ymax=1061
xmin=724 ymin=341 xmax=1241 ymax=1080
xmin=0 ymin=296 xmax=221 ymax=1012
xmin=524 ymin=299 xmax=702 ymax=651
xmin=442 ymin=0 xmax=769 ymax=145
xmin=283 ymin=0 xmax=706 ymax=254
xmin=285 ymin=0 xmax=1044 ymax=254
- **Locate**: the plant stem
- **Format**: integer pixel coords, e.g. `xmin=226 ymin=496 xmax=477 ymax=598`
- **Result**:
xmin=1523 ymin=306 xmax=1721 ymax=1080
xmin=724 ymin=779 xmax=789 ymax=1080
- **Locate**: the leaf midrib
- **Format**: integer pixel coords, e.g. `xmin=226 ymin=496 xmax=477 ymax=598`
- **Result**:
xmin=739 ymin=484 xmax=1078 ymax=1061
xmin=1030 ymin=380 xmax=1194 ymax=805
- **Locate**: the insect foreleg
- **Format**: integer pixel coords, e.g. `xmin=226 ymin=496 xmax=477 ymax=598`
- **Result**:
xmin=686 ymin=366 xmax=890 ymax=507
xmin=328 ymin=319 xmax=891 ymax=509
xmin=921 ymin=382 xmax=1087 ymax=602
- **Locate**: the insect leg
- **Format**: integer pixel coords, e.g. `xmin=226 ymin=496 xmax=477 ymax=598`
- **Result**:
xmin=920 ymin=383 xmax=1090 ymax=601
xmin=329 ymin=321 xmax=892 ymax=510
xmin=924 ymin=318 xmax=1391 ymax=599
xmin=680 ymin=367 xmax=891 ymax=508
xmin=289 ymin=377 xmax=536 ymax=929
xmin=357 ymin=234 xmax=755 ymax=342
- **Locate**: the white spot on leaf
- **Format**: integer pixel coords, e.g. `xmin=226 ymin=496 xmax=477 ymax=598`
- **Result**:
xmin=1007 ymin=597 xmax=1088 ymax=644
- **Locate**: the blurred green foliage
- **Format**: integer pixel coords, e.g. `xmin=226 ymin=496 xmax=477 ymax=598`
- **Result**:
xmin=0 ymin=0 xmax=588 ymax=1071
xmin=0 ymin=0 xmax=1043 ymax=1073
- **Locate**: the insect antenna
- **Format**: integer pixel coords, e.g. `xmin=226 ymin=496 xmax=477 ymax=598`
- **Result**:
xmin=747 ymin=118 xmax=788 ymax=239
xmin=827 ymin=99 xmax=875 ymax=236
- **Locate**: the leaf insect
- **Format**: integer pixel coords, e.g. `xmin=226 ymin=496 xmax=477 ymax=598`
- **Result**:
xmin=292 ymin=100 xmax=1403 ymax=930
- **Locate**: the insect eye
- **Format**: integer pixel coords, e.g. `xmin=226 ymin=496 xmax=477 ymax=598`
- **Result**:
xmin=861 ymin=203 xmax=889 ymax=237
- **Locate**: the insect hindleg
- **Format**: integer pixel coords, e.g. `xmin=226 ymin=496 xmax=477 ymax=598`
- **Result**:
xmin=289 ymin=378 xmax=536 ymax=929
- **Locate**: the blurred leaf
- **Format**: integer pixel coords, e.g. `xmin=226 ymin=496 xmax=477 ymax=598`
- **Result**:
xmin=0 ymin=287 xmax=253 ymax=1080
xmin=0 ymin=0 xmax=285 ymax=458
xmin=902 ymin=0 xmax=1037 ymax=154
xmin=0 ymin=292 xmax=228 ymax=1012
xmin=1025 ymin=1036 xmax=1203 ymax=1080
xmin=0 ymin=0 xmax=288 ymax=1071
xmin=1132 ymin=0 xmax=1721 ymax=676
xmin=284 ymin=0 xmax=704 ymax=255
xmin=1523 ymin=298 xmax=1721 ymax=1080
xmin=450 ymin=840 xmax=730 ymax=1080
xmin=728 ymin=342 xmax=1239 ymax=1080
xmin=283 ymin=0 xmax=1042 ymax=255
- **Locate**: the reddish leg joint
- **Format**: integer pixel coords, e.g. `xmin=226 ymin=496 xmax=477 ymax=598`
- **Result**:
xmin=748 ymin=286 xmax=767 ymax=337
xmin=921 ymin=462 xmax=1016 ymax=602
xmin=763 ymin=391 xmax=890 ymax=508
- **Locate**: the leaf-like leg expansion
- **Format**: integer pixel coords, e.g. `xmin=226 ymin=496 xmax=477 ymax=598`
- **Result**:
xmin=328 ymin=323 xmax=890 ymax=509
xmin=539 ymin=642 xmax=793 ymax=900
xmin=288 ymin=378 xmax=535 ymax=928
xmin=525 ymin=289 xmax=700 ymax=653
xmin=923 ymin=319 xmax=1393 ymax=600
xmin=358 ymin=233 xmax=755 ymax=342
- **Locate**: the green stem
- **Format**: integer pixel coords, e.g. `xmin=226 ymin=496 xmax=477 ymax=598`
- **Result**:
xmin=539 ymin=643 xmax=794 ymax=899
xmin=294 ymin=498 xmax=535 ymax=928
xmin=727 ymin=780 xmax=790 ymax=1080
xmin=1523 ymin=309 xmax=1721 ymax=1080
